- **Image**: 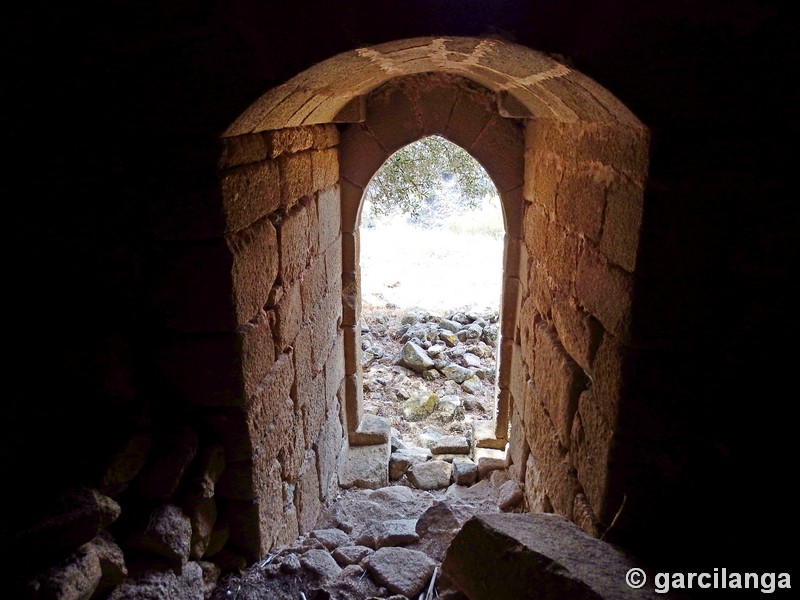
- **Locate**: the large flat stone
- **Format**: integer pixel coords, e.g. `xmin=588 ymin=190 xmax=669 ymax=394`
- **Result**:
xmin=442 ymin=513 xmax=657 ymax=599
xmin=364 ymin=547 xmax=437 ymax=598
xmin=349 ymin=414 xmax=391 ymax=446
xmin=407 ymin=460 xmax=453 ymax=490
xmin=338 ymin=443 xmax=389 ymax=490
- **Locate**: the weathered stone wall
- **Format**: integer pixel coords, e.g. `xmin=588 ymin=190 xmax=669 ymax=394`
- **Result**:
xmin=510 ymin=119 xmax=649 ymax=536
xmin=200 ymin=124 xmax=345 ymax=559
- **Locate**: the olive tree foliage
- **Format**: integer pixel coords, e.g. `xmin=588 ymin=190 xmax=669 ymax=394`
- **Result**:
xmin=364 ymin=135 xmax=496 ymax=220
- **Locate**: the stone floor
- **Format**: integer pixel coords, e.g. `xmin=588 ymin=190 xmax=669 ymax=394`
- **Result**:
xmin=211 ymin=469 xmax=524 ymax=599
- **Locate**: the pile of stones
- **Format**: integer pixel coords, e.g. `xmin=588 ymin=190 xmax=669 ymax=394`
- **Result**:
xmin=361 ymin=307 xmax=500 ymax=441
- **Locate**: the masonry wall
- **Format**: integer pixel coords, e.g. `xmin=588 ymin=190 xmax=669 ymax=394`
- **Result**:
xmin=510 ymin=119 xmax=649 ymax=539
xmin=196 ymin=124 xmax=345 ymax=560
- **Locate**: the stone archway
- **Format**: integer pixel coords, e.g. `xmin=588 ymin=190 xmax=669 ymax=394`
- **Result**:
xmin=337 ymin=73 xmax=525 ymax=446
xmin=208 ymin=36 xmax=649 ymax=559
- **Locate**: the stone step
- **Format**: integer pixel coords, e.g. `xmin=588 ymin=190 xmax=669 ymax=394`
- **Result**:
xmin=472 ymin=419 xmax=507 ymax=450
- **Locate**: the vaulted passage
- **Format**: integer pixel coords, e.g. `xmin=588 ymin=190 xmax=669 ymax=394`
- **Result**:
xmin=205 ymin=37 xmax=649 ymax=563
xmin=8 ymin=2 xmax=794 ymax=596
xmin=11 ymin=35 xmax=651 ymax=596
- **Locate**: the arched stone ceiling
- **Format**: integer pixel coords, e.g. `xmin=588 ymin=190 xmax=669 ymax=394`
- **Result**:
xmin=225 ymin=36 xmax=644 ymax=136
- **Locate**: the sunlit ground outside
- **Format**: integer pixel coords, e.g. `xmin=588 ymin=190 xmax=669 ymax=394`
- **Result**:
xmin=360 ymin=188 xmax=504 ymax=314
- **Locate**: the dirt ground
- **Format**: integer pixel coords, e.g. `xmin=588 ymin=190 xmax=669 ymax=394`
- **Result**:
xmin=359 ymin=220 xmax=503 ymax=315
xmin=359 ymin=220 xmax=503 ymax=444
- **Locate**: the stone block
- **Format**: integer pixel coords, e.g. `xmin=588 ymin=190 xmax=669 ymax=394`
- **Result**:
xmin=350 ymin=414 xmax=391 ymax=447
xmin=325 ymin=243 xmax=343 ymax=300
xmin=248 ymin=351 xmax=295 ymax=438
xmin=407 ymin=460 xmax=453 ymax=490
xmin=339 ymin=124 xmax=388 ymax=188
xmin=325 ymin=330 xmax=346 ymax=404
xmin=263 ymin=126 xmax=315 ymax=158
xmin=576 ymin=245 xmax=633 ymax=338
xmin=600 ymin=175 xmax=643 ymax=272
xmin=314 ymin=400 xmax=344 ymax=502
xmin=293 ymin=325 xmax=314 ymax=405
xmin=524 ymin=453 xmax=549 ymax=513
xmin=274 ymin=281 xmax=302 ymax=352
xmin=342 ymin=325 xmax=360 ymax=376
xmin=442 ymin=513 xmax=655 ymax=600
xmin=532 ymin=321 xmax=586 ymax=448
xmin=301 ymin=255 xmax=328 ymax=321
xmin=229 ymin=217 xmax=280 ymax=322
xmin=571 ymin=390 xmax=616 ymax=524
xmin=126 ymin=504 xmax=192 ymax=566
xmin=339 ymin=442 xmax=390 ymax=489
xmin=415 ymin=75 xmax=460 ymax=134
xmin=508 ymin=408 xmax=530 ymax=481
xmin=219 ymin=159 xmax=280 ymax=232
xmin=277 ymin=197 xmax=316 ymax=286
xmin=574 ymin=123 xmax=650 ymax=186
xmin=524 ymin=201 xmax=549 ymax=263
xmin=475 ymin=448 xmax=506 ymax=480
xmin=311 ymin=291 xmax=342 ymax=373
xmin=366 ymin=84 xmax=423 ymax=153
xmin=32 ymin=544 xmax=102 ymax=600
xmin=452 ymin=457 xmax=478 ymax=486
xmin=297 ymin=449 xmax=322 ymax=534
xmin=239 ymin=309 xmax=278 ymax=397
xmin=524 ymin=381 xmax=579 ymax=519
xmin=280 ymin=409 xmax=308 ymax=482
xmin=344 ymin=373 xmax=363 ymax=434
xmin=551 ymin=293 xmax=603 ymax=372
xmin=318 ymin=186 xmax=341 ymax=250
xmin=527 ymin=259 xmax=553 ymax=318
xmin=545 ymin=218 xmax=580 ymax=296
xmin=310 ymin=124 xmax=340 ymax=149
xmin=340 ymin=179 xmax=364 ymax=233
xmin=364 ymin=547 xmax=437 ymax=598
xmin=573 ymin=492 xmax=601 ymax=538
xmin=225 ymin=458 xmax=282 ymax=560
xmin=301 ymin=372 xmax=327 ymax=447
xmin=556 ymin=162 xmax=611 ymax=242
xmin=524 ymin=148 xmax=562 ymax=214
xmin=518 ymin=296 xmax=539 ymax=359
xmin=278 ymin=150 xmax=313 ymax=207
xmin=471 ymin=115 xmax=524 ymax=192
xmin=472 ymin=419 xmax=507 ymax=450
xmin=509 ymin=341 xmax=528 ymax=408
xmin=500 ymin=276 xmax=521 ymax=339
xmin=311 ymin=147 xmax=340 ymax=193
xmin=445 ymin=89 xmax=493 ymax=149
xmin=219 ymin=133 xmax=269 ymax=168
xmin=518 ymin=240 xmax=530 ymax=289
xmin=501 ymin=186 xmax=525 ymax=240
xmin=496 ymin=337 xmax=514 ymax=390
xmin=186 ymin=497 xmax=217 ymax=560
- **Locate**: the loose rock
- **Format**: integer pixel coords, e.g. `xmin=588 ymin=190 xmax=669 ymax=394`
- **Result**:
xmin=407 ymin=460 xmax=453 ymax=490
xmin=364 ymin=547 xmax=437 ymax=598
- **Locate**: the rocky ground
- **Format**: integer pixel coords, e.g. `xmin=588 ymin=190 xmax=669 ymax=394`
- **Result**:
xmin=211 ymin=306 xmax=521 ymax=599
xmin=360 ymin=303 xmax=500 ymax=448
xmin=211 ymin=471 xmax=525 ymax=600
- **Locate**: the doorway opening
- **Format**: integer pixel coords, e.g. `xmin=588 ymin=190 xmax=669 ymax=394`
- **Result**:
xmin=358 ymin=135 xmax=504 ymax=465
